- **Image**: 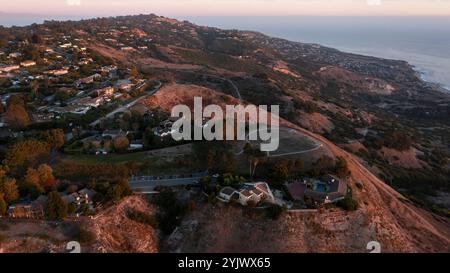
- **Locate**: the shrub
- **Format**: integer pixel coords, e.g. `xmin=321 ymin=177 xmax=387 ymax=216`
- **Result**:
xmin=334 ymin=156 xmax=351 ymax=178
xmin=127 ymin=210 xmax=158 ymax=228
xmin=337 ymin=197 xmax=359 ymax=211
xmin=46 ymin=191 xmax=68 ymax=220
xmin=74 ymin=225 xmax=95 ymax=244
xmin=266 ymin=204 xmax=286 ymax=220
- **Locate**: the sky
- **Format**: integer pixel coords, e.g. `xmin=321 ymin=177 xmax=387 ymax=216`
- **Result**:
xmin=1 ymin=0 xmax=450 ymax=17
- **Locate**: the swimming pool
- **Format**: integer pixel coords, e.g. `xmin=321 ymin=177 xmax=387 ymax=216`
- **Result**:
xmin=314 ymin=183 xmax=327 ymax=193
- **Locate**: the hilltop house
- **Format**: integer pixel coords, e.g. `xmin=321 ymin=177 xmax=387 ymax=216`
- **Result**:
xmin=218 ymin=182 xmax=275 ymax=206
xmin=287 ymin=175 xmax=347 ymax=205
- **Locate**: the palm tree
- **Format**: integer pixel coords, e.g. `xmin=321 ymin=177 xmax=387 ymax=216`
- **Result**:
xmin=244 ymin=143 xmax=267 ymax=179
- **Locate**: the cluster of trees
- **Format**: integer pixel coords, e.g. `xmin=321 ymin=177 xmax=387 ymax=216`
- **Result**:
xmin=310 ymin=156 xmax=351 ymax=179
xmin=46 ymin=191 xmax=68 ymax=220
xmin=0 ymin=128 xmax=65 ymax=215
xmin=4 ymin=139 xmax=51 ymax=174
xmin=4 ymin=95 xmax=30 ymax=130
xmin=24 ymin=164 xmax=56 ymax=198
xmin=127 ymin=210 xmax=158 ymax=228
xmin=0 ymin=168 xmax=19 ymax=215
xmin=156 ymin=187 xmax=187 ymax=235
xmin=193 ymin=140 xmax=236 ymax=173
xmin=54 ymin=162 xmax=129 ymax=182
xmin=293 ymin=98 xmax=318 ymax=114
xmin=382 ymin=132 xmax=413 ymax=152
xmin=219 ymin=173 xmax=246 ymax=187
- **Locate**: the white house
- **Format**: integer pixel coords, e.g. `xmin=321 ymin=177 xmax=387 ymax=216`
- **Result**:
xmin=217 ymin=182 xmax=275 ymax=206
xmin=20 ymin=60 xmax=36 ymax=67
xmin=0 ymin=65 xmax=20 ymax=73
xmin=218 ymin=187 xmax=239 ymax=203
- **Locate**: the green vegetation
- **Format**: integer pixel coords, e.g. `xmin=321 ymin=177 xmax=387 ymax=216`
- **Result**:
xmin=156 ymin=187 xmax=187 ymax=235
xmin=4 ymin=139 xmax=50 ymax=174
xmin=193 ymin=140 xmax=237 ymax=173
xmin=127 ymin=210 xmax=158 ymax=228
xmin=106 ymin=179 xmax=132 ymax=203
xmin=266 ymin=204 xmax=287 ymax=220
xmin=46 ymin=191 xmax=68 ymax=220
xmin=337 ymin=187 xmax=358 ymax=212
xmin=0 ymin=193 xmax=7 ymax=216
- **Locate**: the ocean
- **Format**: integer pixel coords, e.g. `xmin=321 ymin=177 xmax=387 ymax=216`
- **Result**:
xmin=182 ymin=16 xmax=450 ymax=91
xmin=2 ymin=15 xmax=450 ymax=90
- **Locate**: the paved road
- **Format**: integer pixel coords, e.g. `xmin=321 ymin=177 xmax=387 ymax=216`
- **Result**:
xmin=129 ymin=172 xmax=207 ymax=192
xmin=90 ymin=81 xmax=162 ymax=127
xmin=203 ymin=74 xmax=242 ymax=100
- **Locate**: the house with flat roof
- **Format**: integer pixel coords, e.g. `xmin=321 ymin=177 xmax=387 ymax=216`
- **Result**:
xmin=217 ymin=182 xmax=275 ymax=206
xmin=306 ymin=175 xmax=347 ymax=204
xmin=287 ymin=175 xmax=347 ymax=205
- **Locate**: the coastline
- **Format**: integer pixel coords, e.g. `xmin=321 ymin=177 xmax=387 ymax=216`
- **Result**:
xmin=2 ymin=14 xmax=450 ymax=94
xmin=412 ymin=65 xmax=450 ymax=93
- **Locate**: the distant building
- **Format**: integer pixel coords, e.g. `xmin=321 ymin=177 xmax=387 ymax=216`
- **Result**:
xmin=121 ymin=47 xmax=135 ymax=52
xmin=92 ymin=86 xmax=114 ymax=98
xmin=76 ymin=73 xmax=101 ymax=86
xmin=20 ymin=60 xmax=36 ymax=67
xmin=59 ymin=42 xmax=72 ymax=49
xmin=8 ymin=52 xmax=22 ymax=58
xmin=0 ymin=64 xmax=20 ymax=73
xmin=47 ymin=69 xmax=69 ymax=76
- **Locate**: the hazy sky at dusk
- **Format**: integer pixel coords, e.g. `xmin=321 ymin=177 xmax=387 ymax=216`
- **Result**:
xmin=1 ymin=0 xmax=450 ymax=16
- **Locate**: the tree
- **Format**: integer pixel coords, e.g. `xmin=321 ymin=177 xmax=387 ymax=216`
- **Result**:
xmin=268 ymin=163 xmax=289 ymax=187
xmin=31 ymin=33 xmax=41 ymax=44
xmin=7 ymin=95 xmax=25 ymax=108
xmin=193 ymin=141 xmax=236 ymax=173
xmin=130 ymin=66 xmax=139 ymax=78
xmin=244 ymin=143 xmax=267 ymax=178
xmin=220 ymin=173 xmax=245 ymax=187
xmin=24 ymin=164 xmax=56 ymax=194
xmin=41 ymin=129 xmax=65 ymax=150
xmin=113 ymin=136 xmax=129 ymax=152
xmin=384 ymin=132 xmax=412 ymax=152
xmin=4 ymin=139 xmax=50 ymax=173
xmin=0 ymin=177 xmax=19 ymax=203
xmin=5 ymin=103 xmax=30 ymax=130
xmin=30 ymin=80 xmax=40 ymax=96
xmin=334 ymin=156 xmax=351 ymax=178
xmin=310 ymin=156 xmax=335 ymax=177
xmin=337 ymin=197 xmax=359 ymax=211
xmin=37 ymin=164 xmax=56 ymax=190
xmin=24 ymin=167 xmax=44 ymax=196
xmin=0 ymin=193 xmax=7 ymax=216
xmin=46 ymin=191 xmax=67 ymax=220
xmin=0 ymin=168 xmax=19 ymax=204
xmin=106 ymin=180 xmax=131 ymax=203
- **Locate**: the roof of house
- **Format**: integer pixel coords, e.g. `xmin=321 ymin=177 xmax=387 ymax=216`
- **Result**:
xmin=239 ymin=189 xmax=254 ymax=198
xmin=78 ymin=188 xmax=96 ymax=199
xmin=220 ymin=187 xmax=237 ymax=196
xmin=287 ymin=181 xmax=307 ymax=201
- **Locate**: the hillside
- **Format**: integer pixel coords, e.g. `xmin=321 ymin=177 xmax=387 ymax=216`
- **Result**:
xmin=0 ymin=14 xmax=449 ymax=252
